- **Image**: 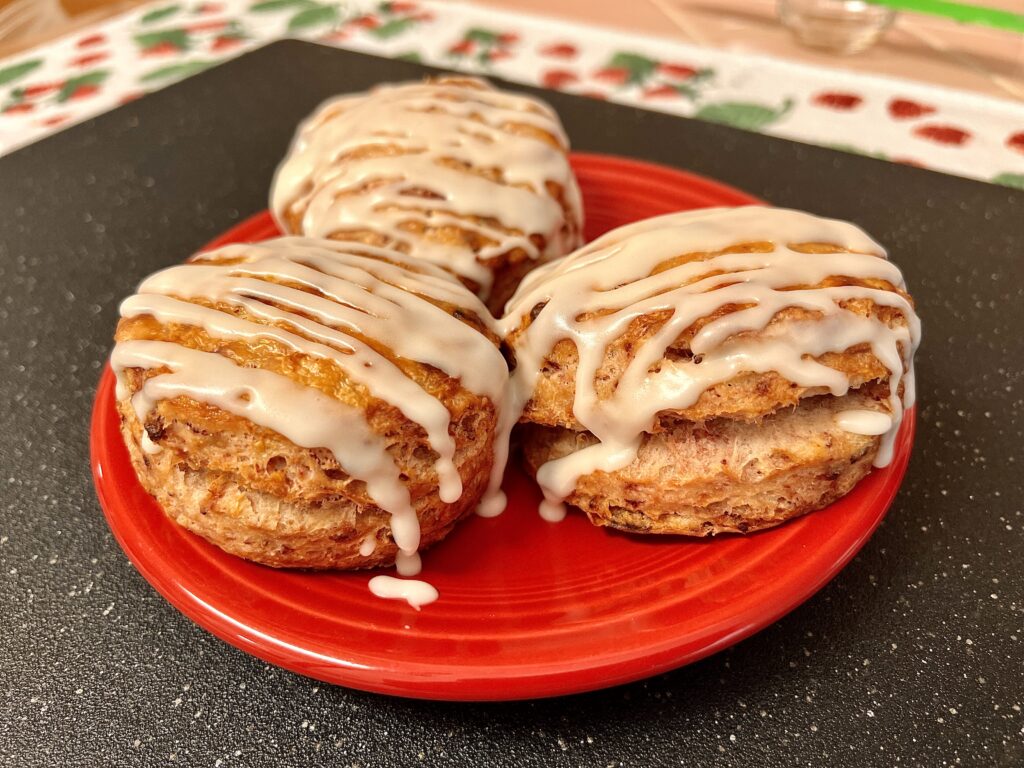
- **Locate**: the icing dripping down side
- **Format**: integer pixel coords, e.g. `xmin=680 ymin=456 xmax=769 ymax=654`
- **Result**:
xmin=270 ymin=78 xmax=583 ymax=296
xmin=835 ymin=409 xmax=894 ymax=436
xmin=497 ymin=206 xmax=921 ymax=517
xmin=358 ymin=535 xmax=378 ymax=558
xmin=368 ymin=575 xmax=439 ymax=611
xmin=395 ymin=551 xmax=422 ymax=577
xmin=836 ymin=408 xmax=899 ymax=467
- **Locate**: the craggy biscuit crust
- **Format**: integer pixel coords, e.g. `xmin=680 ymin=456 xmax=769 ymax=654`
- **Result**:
xmin=115 ymin=249 xmax=501 ymax=568
xmin=521 ymin=394 xmax=882 ymax=536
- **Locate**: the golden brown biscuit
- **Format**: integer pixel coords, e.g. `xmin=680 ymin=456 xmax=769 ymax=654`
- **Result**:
xmin=501 ymin=206 xmax=920 ymax=533
xmin=270 ymin=77 xmax=583 ymax=313
xmin=521 ymin=392 xmax=882 ymax=535
xmin=113 ymin=237 xmax=508 ymax=568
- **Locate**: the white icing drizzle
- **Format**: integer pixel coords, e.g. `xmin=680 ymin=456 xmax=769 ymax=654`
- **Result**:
xmin=270 ymin=78 xmax=583 ymax=296
xmin=538 ymin=500 xmax=568 ymax=523
xmin=139 ymin=432 xmax=162 ymax=455
xmin=112 ymin=236 xmax=509 ymax=583
xmin=835 ymin=409 xmax=894 ymax=436
xmin=368 ymin=575 xmax=439 ymax=610
xmin=498 ymin=206 xmax=921 ymax=519
xmin=395 ymin=550 xmax=422 ymax=577
xmin=358 ymin=535 xmax=377 ymax=558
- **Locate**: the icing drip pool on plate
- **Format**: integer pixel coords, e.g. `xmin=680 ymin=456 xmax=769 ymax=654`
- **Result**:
xmin=368 ymin=575 xmax=440 ymax=611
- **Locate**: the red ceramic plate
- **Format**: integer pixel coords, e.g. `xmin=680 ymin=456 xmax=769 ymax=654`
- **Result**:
xmin=91 ymin=153 xmax=915 ymax=700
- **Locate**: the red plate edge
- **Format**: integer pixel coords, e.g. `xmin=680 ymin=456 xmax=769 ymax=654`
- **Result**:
xmin=91 ymin=152 xmax=916 ymax=700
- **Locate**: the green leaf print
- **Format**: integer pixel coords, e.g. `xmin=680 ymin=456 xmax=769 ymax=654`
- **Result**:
xmin=135 ymin=29 xmax=191 ymax=52
xmin=394 ymin=51 xmax=423 ymax=63
xmin=993 ymin=172 xmax=1024 ymax=190
xmin=140 ymin=60 xmax=218 ymax=83
xmin=609 ymin=52 xmax=658 ymax=85
xmin=251 ymin=0 xmax=315 ymax=11
xmin=465 ymin=28 xmax=500 ymax=45
xmin=370 ymin=17 xmax=416 ymax=39
xmin=140 ymin=5 xmax=181 ymax=24
xmin=0 ymin=60 xmax=42 ymax=87
xmin=287 ymin=4 xmax=340 ymax=31
xmin=695 ymin=98 xmax=794 ymax=131
xmin=56 ymin=70 xmax=110 ymax=103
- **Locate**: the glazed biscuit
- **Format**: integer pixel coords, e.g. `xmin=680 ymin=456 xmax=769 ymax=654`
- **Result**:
xmin=113 ymin=237 xmax=508 ymax=569
xmin=271 ymin=77 xmax=583 ymax=313
xmin=501 ymin=206 xmax=920 ymax=531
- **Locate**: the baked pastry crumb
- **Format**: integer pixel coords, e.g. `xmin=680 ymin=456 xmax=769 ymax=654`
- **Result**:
xmin=113 ymin=237 xmax=508 ymax=569
xmin=501 ymin=206 xmax=920 ymax=533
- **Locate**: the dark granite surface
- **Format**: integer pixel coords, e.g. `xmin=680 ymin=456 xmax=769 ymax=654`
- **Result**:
xmin=0 ymin=41 xmax=1021 ymax=767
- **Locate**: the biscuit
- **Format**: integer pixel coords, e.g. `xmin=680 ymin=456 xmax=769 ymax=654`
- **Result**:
xmin=501 ymin=207 xmax=920 ymax=532
xmin=113 ymin=237 xmax=508 ymax=568
xmin=271 ymin=77 xmax=583 ymax=313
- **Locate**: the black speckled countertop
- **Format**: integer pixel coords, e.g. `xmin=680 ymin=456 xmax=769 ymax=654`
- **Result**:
xmin=1 ymin=42 xmax=1022 ymax=767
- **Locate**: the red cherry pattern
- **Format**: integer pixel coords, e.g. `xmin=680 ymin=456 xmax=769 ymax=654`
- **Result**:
xmin=643 ymin=84 xmax=680 ymax=99
xmin=69 ymin=84 xmax=101 ymax=101
xmin=913 ymin=124 xmax=972 ymax=146
xmin=593 ymin=67 xmax=630 ymax=85
xmin=0 ymin=10 xmax=1016 ymax=185
xmin=541 ymin=69 xmax=578 ymax=89
xmin=448 ymin=40 xmax=474 ymax=55
xmin=187 ymin=20 xmax=229 ymax=34
xmin=22 ymin=83 xmax=60 ymax=98
xmin=888 ymin=98 xmax=936 ymax=120
xmin=812 ymin=91 xmax=862 ymax=110
xmin=142 ymin=41 xmax=181 ymax=56
xmin=69 ymin=52 xmax=109 ymax=68
xmin=658 ymin=63 xmax=697 ymax=80
xmin=350 ymin=14 xmax=379 ymax=29
xmin=211 ymin=36 xmax=244 ymax=52
xmin=540 ymin=43 xmax=577 ymax=59
xmin=76 ymin=33 xmax=107 ymax=49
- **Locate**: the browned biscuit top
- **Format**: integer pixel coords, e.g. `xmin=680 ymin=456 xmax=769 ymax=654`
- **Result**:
xmin=270 ymin=76 xmax=583 ymax=311
xmin=503 ymin=209 xmax=917 ymax=430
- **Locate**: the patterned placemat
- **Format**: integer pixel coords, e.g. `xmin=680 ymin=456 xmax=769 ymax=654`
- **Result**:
xmin=1 ymin=0 xmax=1022 ymax=187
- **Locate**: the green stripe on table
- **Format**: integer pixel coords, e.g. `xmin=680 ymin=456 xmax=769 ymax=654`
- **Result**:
xmin=868 ymin=0 xmax=1024 ymax=33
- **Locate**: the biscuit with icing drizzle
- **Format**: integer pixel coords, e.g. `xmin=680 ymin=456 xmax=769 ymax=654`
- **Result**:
xmin=498 ymin=206 xmax=921 ymax=533
xmin=270 ymin=77 xmax=583 ymax=313
xmin=112 ymin=237 xmax=509 ymax=572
